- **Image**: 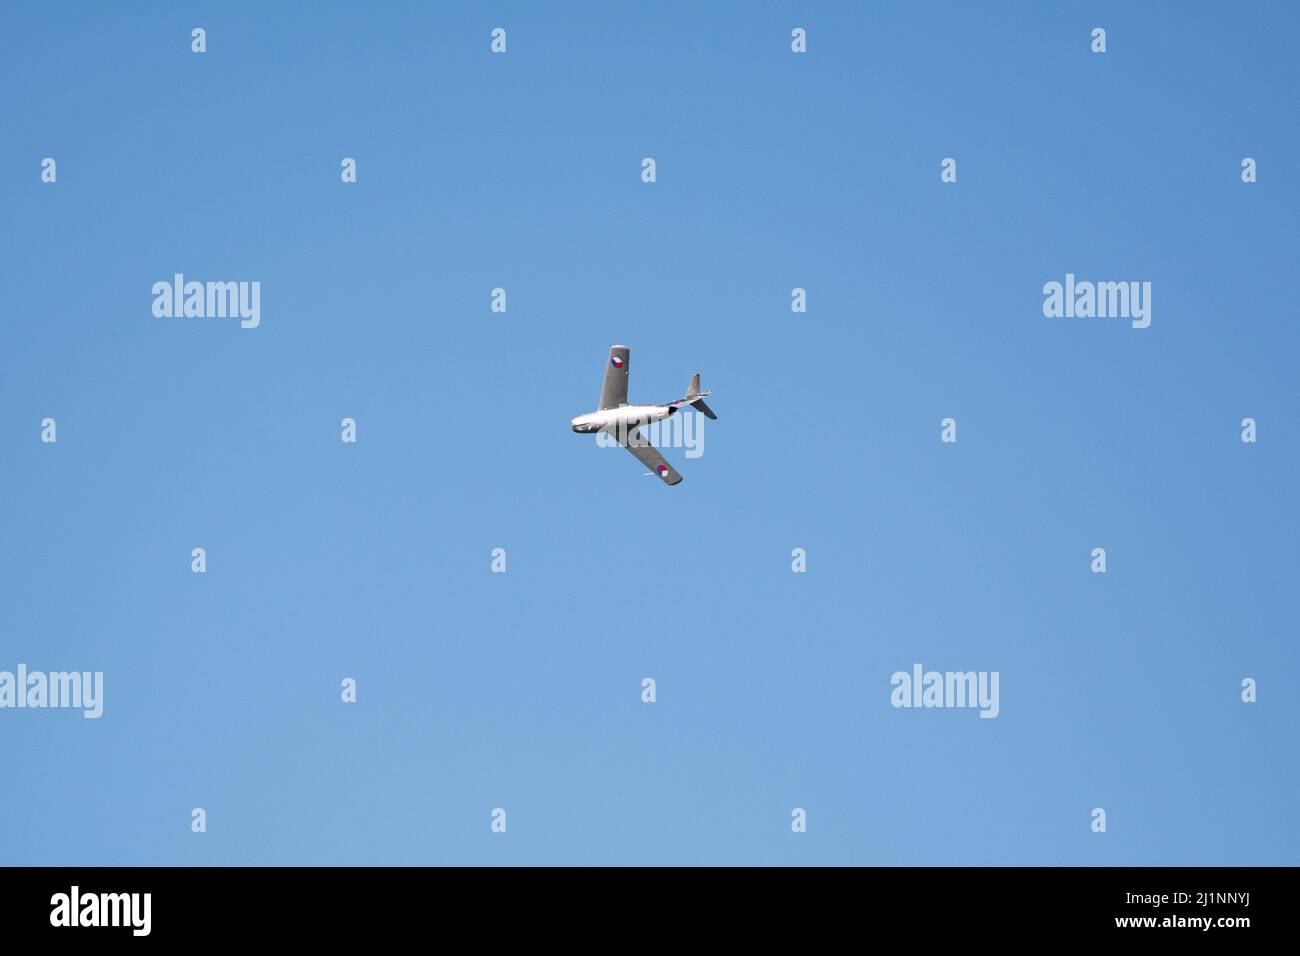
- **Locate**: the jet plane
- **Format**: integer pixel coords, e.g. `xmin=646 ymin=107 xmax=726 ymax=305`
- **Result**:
xmin=570 ymin=345 xmax=717 ymax=485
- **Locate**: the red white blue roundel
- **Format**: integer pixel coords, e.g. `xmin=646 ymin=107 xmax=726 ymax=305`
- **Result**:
xmin=611 ymin=355 xmax=624 ymax=369
xmin=656 ymin=464 xmax=669 ymax=477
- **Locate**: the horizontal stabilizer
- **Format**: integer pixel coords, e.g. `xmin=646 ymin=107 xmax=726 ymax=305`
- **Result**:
xmin=677 ymin=372 xmax=716 ymax=418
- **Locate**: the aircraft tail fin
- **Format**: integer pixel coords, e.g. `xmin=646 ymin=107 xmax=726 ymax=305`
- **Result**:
xmin=681 ymin=373 xmax=716 ymax=419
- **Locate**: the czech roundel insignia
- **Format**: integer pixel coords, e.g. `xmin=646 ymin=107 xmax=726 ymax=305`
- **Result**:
xmin=656 ymin=464 xmax=669 ymax=478
xmin=611 ymin=355 xmax=625 ymax=369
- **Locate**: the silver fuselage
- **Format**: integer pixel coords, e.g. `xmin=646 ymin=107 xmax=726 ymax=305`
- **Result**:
xmin=570 ymin=403 xmax=673 ymax=434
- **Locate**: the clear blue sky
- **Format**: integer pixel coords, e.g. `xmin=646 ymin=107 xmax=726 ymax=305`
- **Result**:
xmin=1 ymin=1 xmax=1296 ymax=865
